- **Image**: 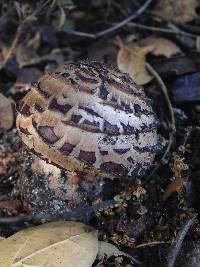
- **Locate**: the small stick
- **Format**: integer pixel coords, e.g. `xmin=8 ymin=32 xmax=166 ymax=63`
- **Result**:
xmin=166 ymin=213 xmax=197 ymax=267
xmin=127 ymin=22 xmax=197 ymax=37
xmin=62 ymin=0 xmax=153 ymax=39
xmin=147 ymin=12 xmax=199 ymax=38
xmin=136 ymin=240 xmax=171 ymax=248
xmin=0 ymin=200 xmax=118 ymax=224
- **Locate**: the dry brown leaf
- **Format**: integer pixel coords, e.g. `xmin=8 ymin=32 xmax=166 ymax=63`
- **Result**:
xmin=0 ymin=221 xmax=98 ymax=267
xmin=116 ymin=38 xmax=154 ymax=85
xmin=162 ymin=178 xmax=184 ymax=203
xmin=153 ymin=0 xmax=199 ymax=23
xmin=0 ymin=221 xmax=138 ymax=266
xmin=140 ymin=36 xmax=182 ymax=58
xmin=116 ymin=36 xmax=182 ymax=85
xmin=0 ymin=93 xmax=13 ymax=133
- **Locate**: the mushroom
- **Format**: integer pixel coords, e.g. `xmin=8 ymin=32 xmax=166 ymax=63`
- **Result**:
xmin=16 ymin=61 xmax=162 ymax=212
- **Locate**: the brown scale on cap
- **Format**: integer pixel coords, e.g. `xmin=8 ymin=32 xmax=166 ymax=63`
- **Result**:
xmin=16 ymin=61 xmax=162 ymax=178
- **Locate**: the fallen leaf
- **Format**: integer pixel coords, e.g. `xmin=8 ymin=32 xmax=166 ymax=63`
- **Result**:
xmin=116 ymin=36 xmax=181 ymax=85
xmin=0 ymin=237 xmax=5 ymax=243
xmin=0 ymin=221 xmax=98 ymax=267
xmin=153 ymin=0 xmax=199 ymax=23
xmin=0 ymin=94 xmax=13 ymax=133
xmin=140 ymin=36 xmax=182 ymax=58
xmin=116 ymin=38 xmax=154 ymax=85
xmin=163 ymin=178 xmax=184 ymax=203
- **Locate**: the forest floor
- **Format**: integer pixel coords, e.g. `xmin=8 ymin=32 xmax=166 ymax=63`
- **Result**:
xmin=0 ymin=1 xmax=200 ymax=266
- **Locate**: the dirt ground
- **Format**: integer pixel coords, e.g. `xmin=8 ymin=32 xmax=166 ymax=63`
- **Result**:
xmin=0 ymin=1 xmax=200 ymax=266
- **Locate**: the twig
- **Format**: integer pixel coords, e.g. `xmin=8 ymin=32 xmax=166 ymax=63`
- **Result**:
xmin=166 ymin=213 xmax=197 ymax=267
xmin=0 ymin=199 xmax=117 ymax=224
xmin=146 ymin=12 xmax=199 ymax=38
xmin=144 ymin=63 xmax=176 ymax=183
xmin=136 ymin=240 xmax=171 ymax=248
xmin=166 ymin=22 xmax=198 ymax=38
xmin=127 ymin=2 xmax=198 ymax=38
xmin=62 ymin=0 xmax=153 ymax=39
xmin=128 ymin=22 xmax=198 ymax=38
xmin=128 ymin=22 xmax=179 ymax=34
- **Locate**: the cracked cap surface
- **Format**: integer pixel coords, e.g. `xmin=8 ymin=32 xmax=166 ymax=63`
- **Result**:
xmin=16 ymin=61 xmax=162 ymax=178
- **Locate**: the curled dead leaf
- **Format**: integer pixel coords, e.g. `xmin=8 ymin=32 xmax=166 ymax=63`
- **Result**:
xmin=140 ymin=36 xmax=182 ymax=58
xmin=116 ymin=37 xmax=154 ymax=85
xmin=115 ymin=36 xmax=181 ymax=85
xmin=162 ymin=178 xmax=184 ymax=203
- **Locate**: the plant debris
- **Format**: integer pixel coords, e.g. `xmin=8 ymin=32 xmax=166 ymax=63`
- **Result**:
xmin=0 ymin=0 xmax=200 ymax=266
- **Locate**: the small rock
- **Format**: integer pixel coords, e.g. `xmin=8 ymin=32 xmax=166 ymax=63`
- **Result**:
xmin=172 ymin=72 xmax=200 ymax=103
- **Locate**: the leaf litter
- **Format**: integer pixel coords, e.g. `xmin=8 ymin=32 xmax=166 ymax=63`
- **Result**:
xmin=0 ymin=0 xmax=200 ymax=266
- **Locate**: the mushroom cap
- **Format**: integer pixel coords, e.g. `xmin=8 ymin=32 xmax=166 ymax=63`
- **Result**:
xmin=16 ymin=61 xmax=161 ymax=178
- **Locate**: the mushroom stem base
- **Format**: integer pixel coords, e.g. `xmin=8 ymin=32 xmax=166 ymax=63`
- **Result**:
xmin=17 ymin=149 xmax=104 ymax=214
